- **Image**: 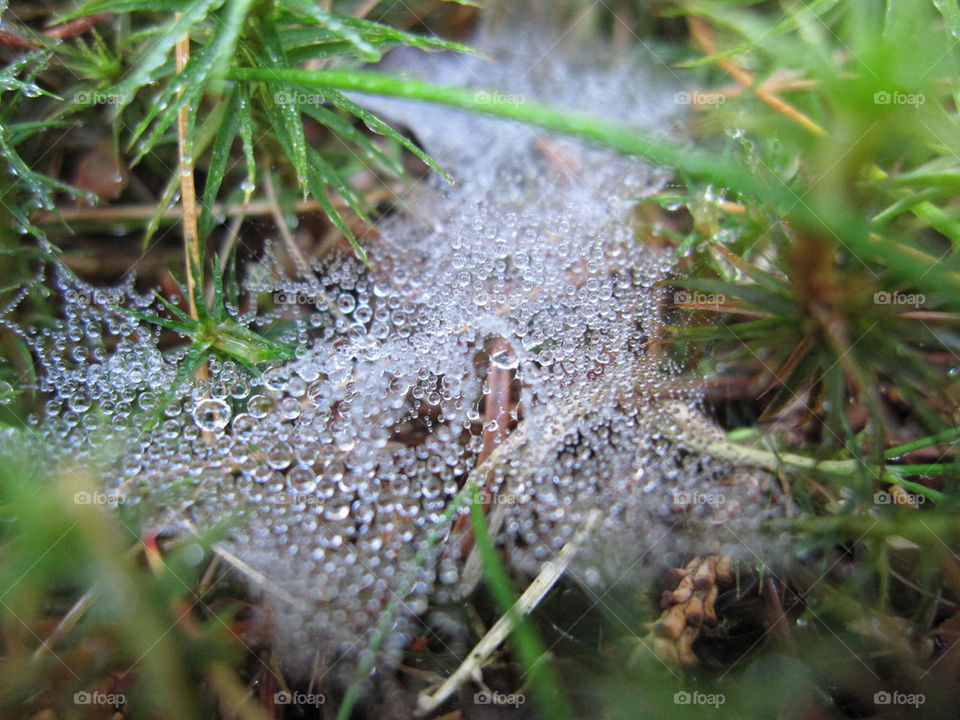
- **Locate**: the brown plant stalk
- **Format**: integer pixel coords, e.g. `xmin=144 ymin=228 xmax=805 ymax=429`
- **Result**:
xmin=175 ymin=18 xmax=201 ymax=321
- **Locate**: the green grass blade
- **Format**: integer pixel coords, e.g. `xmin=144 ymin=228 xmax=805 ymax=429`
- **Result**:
xmin=227 ymin=67 xmax=960 ymax=295
xmin=282 ymin=0 xmax=380 ymax=61
xmin=58 ymin=0 xmax=196 ymax=20
xmin=931 ymin=0 xmax=960 ymax=39
xmin=149 ymin=342 xmax=210 ymax=428
xmin=306 ymin=146 xmax=368 ymax=220
xmin=885 ymin=426 xmax=960 ymax=459
xmin=130 ymin=41 xmax=213 ymax=161
xmin=108 ymin=0 xmax=221 ymax=109
xmin=468 ymin=486 xmax=574 ymax=720
xmin=145 ymin=98 xmax=227 ymax=246
xmin=153 ymin=290 xmax=194 ymax=323
xmin=122 ymin=307 xmax=195 ymax=336
xmin=257 ymin=17 xmax=309 ymax=187
xmin=301 ymin=159 xmax=369 ymax=264
xmin=211 ymin=254 xmax=226 ymax=323
xmin=299 ymin=101 xmax=405 ymax=178
xmin=309 ymin=86 xmax=453 ymax=183
xmin=209 ymin=0 xmax=254 ymax=86
xmin=199 ymin=85 xmax=242 ymax=240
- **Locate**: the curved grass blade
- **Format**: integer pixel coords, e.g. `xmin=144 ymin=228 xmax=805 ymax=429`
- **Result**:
xmin=281 ymin=0 xmax=379 ymax=61
xmin=199 ymin=85 xmax=242 ymax=240
xmin=299 ymin=102 xmax=405 ymax=178
xmin=237 ymin=83 xmax=256 ymax=202
xmin=306 ymin=146 xmax=369 ymax=221
xmin=104 ymin=0 xmax=222 ymax=110
xmin=308 ymin=86 xmax=453 ymax=183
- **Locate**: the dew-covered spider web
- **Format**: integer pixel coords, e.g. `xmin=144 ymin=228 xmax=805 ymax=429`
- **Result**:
xmin=1 ymin=16 xmax=779 ymax=684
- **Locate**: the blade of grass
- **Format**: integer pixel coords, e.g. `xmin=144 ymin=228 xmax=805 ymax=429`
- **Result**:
xmin=198 ymin=85 xmax=242 ymax=240
xmin=227 ymin=67 xmax=960 ymax=298
xmin=466 ymin=485 xmax=574 ymax=720
xmin=885 ymin=426 xmax=960 ymax=459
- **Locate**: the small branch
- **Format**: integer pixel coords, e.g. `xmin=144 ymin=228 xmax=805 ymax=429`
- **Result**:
xmin=661 ymin=400 xmax=859 ymax=474
xmin=176 ymin=18 xmax=201 ymax=320
xmin=661 ymin=401 xmax=944 ymax=503
xmin=30 ymin=542 xmax=143 ymax=663
xmin=449 ymin=339 xmax=515 ymax=562
xmin=30 ymin=588 xmax=97 ymax=663
xmin=416 ymin=510 xmax=601 ymax=717
xmin=686 ymin=16 xmax=825 ymax=136
xmin=262 ymin=169 xmax=349 ymax=324
xmin=180 ymin=520 xmax=309 ymax=611
xmin=32 ymin=190 xmax=396 ymax=227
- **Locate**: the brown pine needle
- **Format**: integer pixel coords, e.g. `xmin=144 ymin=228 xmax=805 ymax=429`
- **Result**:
xmin=175 ymin=19 xmax=202 ymax=321
xmin=687 ymin=16 xmax=826 ymax=136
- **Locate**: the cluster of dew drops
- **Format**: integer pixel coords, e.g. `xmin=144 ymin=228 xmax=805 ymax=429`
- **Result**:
xmin=2 ymin=35 xmax=756 ymax=669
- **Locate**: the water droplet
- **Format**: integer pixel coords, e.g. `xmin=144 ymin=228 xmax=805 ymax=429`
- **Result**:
xmin=192 ymin=398 xmax=231 ymax=431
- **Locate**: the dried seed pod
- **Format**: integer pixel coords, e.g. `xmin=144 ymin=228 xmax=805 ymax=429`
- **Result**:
xmin=642 ymin=555 xmax=735 ymax=666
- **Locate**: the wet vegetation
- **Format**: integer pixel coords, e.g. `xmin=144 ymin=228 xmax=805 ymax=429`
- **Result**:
xmin=0 ymin=1 xmax=959 ymax=719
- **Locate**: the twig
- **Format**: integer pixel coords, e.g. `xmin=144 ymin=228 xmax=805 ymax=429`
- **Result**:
xmin=262 ymin=169 xmax=350 ymax=324
xmin=217 ymin=214 xmax=246 ymax=278
xmin=209 ymin=548 xmax=307 ymax=610
xmin=416 ymin=509 xmax=601 ymax=716
xmin=176 ymin=18 xmax=202 ymax=319
xmin=179 ymin=519 xmax=309 ymax=612
xmin=30 ymin=588 xmax=97 ymax=663
xmin=30 ymin=541 xmax=145 ymax=663
xmin=662 ymin=400 xmax=946 ymax=505
xmin=687 ymin=16 xmax=825 ymax=136
xmin=448 ymin=339 xmax=515 ymax=561
xmin=662 ymin=400 xmax=856 ymax=474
